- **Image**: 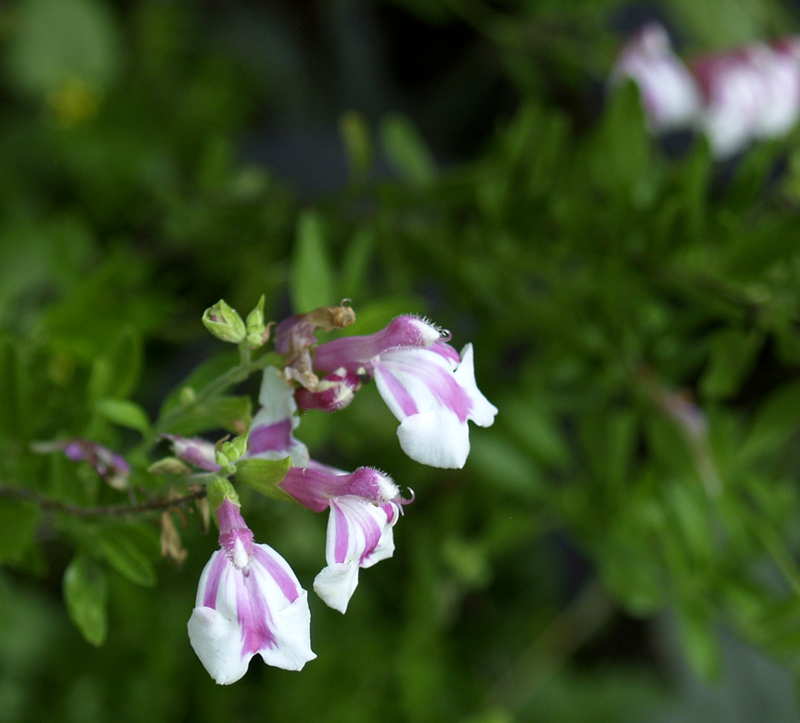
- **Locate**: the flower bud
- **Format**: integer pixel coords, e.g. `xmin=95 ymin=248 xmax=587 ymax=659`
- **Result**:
xmin=245 ymin=295 xmax=271 ymax=349
xmin=202 ymin=300 xmax=247 ymax=344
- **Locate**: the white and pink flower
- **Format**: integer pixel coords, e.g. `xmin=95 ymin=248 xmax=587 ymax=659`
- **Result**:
xmin=310 ymin=316 xmax=498 ymax=469
xmin=187 ymin=499 xmax=315 ymax=684
xmin=280 ymin=463 xmax=405 ymax=613
xmin=610 ymin=22 xmax=702 ymax=131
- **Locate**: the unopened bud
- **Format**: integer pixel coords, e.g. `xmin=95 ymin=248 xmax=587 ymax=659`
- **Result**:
xmin=202 ymin=300 xmax=247 ymax=344
xmin=245 ymin=295 xmax=270 ymax=349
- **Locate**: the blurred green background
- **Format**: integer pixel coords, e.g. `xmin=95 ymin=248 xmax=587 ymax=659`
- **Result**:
xmin=4 ymin=0 xmax=800 ymax=721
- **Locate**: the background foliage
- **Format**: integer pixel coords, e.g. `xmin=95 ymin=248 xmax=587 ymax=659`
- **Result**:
xmin=3 ymin=0 xmax=800 ymax=721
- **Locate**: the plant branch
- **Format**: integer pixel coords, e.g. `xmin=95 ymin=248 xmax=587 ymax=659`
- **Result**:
xmin=0 ymin=485 xmax=207 ymax=519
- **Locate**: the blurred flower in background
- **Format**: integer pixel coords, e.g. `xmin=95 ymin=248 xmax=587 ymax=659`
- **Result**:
xmin=612 ymin=22 xmax=800 ymax=157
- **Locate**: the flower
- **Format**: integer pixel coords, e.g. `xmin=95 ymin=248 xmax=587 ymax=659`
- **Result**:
xmin=32 ymin=438 xmax=131 ymax=490
xmin=243 ymin=372 xmax=410 ymax=613
xmin=246 ymin=367 xmax=310 ymax=468
xmin=294 ymin=368 xmax=362 ymax=412
xmin=187 ymin=499 xmax=315 ymax=684
xmin=311 ymin=315 xmax=497 ymax=469
xmin=164 ymin=435 xmax=220 ymax=472
xmin=693 ymin=41 xmax=800 ymax=158
xmin=610 ymin=22 xmax=702 ymax=131
xmin=279 ymin=463 xmax=406 ymax=613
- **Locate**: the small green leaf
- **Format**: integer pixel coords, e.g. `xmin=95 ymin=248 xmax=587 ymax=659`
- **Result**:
xmin=8 ymin=0 xmax=122 ymax=96
xmin=679 ymin=607 xmax=722 ymax=680
xmin=161 ymin=395 xmax=252 ymax=437
xmin=341 ymin=228 xmax=374 ymax=302
xmin=95 ymin=398 xmax=151 ymax=435
xmin=0 ymin=499 xmax=39 ymax=564
xmin=291 ymin=211 xmax=335 ymax=312
xmin=339 ymin=110 xmax=373 ymax=179
xmin=63 ymin=553 xmax=107 ymax=646
xmin=95 ymin=525 xmax=158 ymax=587
xmin=87 ymin=327 xmax=143 ymax=402
xmin=158 ymin=351 xmax=239 ymax=419
xmin=701 ymin=329 xmax=763 ymax=400
xmin=740 ymin=380 xmax=800 ymax=462
xmin=379 ymin=114 xmax=436 ymax=187
xmin=235 ymin=457 xmax=294 ymax=502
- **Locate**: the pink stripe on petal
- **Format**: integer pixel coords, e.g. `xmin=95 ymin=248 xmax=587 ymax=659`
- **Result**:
xmin=248 ymin=419 xmax=294 ymax=455
xmin=202 ymin=552 xmax=228 ymax=608
xmin=239 ymin=569 xmax=277 ymax=655
xmin=375 ymin=365 xmax=419 ymax=417
xmin=251 ymin=546 xmax=301 ymax=603
xmin=431 ymin=341 xmax=461 ymax=364
xmin=332 ymin=502 xmax=350 ymax=564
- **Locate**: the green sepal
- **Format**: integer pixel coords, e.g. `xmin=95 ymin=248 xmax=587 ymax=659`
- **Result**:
xmin=235 ymin=456 xmax=294 ymax=503
xmin=207 ymin=476 xmax=240 ymax=518
xmin=202 ymin=299 xmax=246 ymax=344
xmin=63 ymin=553 xmax=108 ymax=647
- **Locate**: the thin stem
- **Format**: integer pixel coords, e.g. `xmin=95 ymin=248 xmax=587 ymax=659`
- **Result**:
xmin=149 ymin=350 xmax=281 ymax=442
xmin=0 ymin=484 xmax=207 ymax=519
xmin=485 ymin=579 xmax=615 ymax=713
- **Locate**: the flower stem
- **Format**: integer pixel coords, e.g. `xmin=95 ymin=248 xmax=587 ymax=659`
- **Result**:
xmin=0 ymin=484 xmax=207 ymax=518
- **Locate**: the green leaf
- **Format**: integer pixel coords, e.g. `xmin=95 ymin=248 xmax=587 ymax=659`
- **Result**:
xmin=87 ymin=327 xmax=143 ymax=402
xmin=341 ymin=228 xmax=374 ymax=302
xmin=158 ymin=350 xmax=239 ymax=419
xmin=469 ymin=433 xmax=546 ymax=501
xmin=0 ymin=499 xmax=39 ymax=565
xmin=740 ymin=380 xmax=800 ymax=462
xmin=95 ymin=398 xmax=151 ymax=435
xmin=7 ymin=0 xmax=122 ymax=96
xmin=161 ymin=394 xmax=252 ymax=437
xmin=63 ymin=553 xmax=107 ymax=646
xmin=700 ymin=329 xmax=763 ymax=400
xmin=94 ymin=524 xmax=158 ymax=587
xmin=678 ymin=607 xmax=722 ymax=680
xmin=379 ymin=114 xmax=436 ymax=187
xmin=235 ymin=457 xmax=294 ymax=502
xmin=590 ymin=80 xmax=650 ymax=193
xmin=339 ymin=111 xmax=373 ymax=179
xmin=291 ymin=211 xmax=335 ymax=313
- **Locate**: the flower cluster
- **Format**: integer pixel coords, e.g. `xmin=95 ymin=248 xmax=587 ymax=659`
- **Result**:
xmin=181 ymin=306 xmax=497 ymax=684
xmin=610 ymin=23 xmax=800 ymax=158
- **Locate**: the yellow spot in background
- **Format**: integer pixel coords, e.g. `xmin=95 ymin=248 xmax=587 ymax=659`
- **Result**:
xmin=46 ymin=77 xmax=100 ymax=125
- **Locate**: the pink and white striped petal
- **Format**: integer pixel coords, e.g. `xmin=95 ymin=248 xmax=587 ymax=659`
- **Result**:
xmin=374 ymin=343 xmax=497 ymax=468
xmin=313 ymin=497 xmax=399 ymax=613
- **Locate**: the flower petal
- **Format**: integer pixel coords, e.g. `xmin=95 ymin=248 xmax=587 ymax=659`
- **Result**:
xmin=313 ymin=498 xmax=398 ymax=613
xmin=188 ymin=606 xmax=250 ymax=685
xmin=397 ymin=409 xmax=470 ymax=469
xmin=312 ymin=563 xmax=359 ymax=614
xmin=373 ymin=345 xmax=496 ymax=468
xmin=453 ymin=344 xmax=498 ymax=428
xmin=189 ymin=542 xmax=314 ymax=683
xmin=312 ymin=315 xmax=442 ymax=373
xmin=247 ymin=367 xmax=310 ymax=467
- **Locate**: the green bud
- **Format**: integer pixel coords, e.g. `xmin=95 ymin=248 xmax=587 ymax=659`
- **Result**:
xmin=245 ymin=295 xmax=269 ymax=350
xmin=202 ymin=300 xmax=246 ymax=344
xmin=207 ymin=476 xmax=240 ymax=519
xmin=216 ymin=433 xmax=248 ymax=470
xmin=147 ymin=457 xmax=192 ymax=475
xmin=179 ymin=387 xmax=196 ymax=408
